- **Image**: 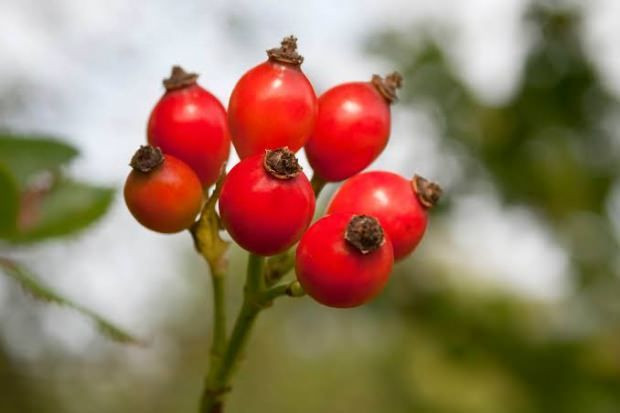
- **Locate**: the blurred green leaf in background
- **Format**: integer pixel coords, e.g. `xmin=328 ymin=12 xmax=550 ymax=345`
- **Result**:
xmin=0 ymin=134 xmax=113 ymax=243
xmin=0 ymin=133 xmax=139 ymax=347
xmin=0 ymin=163 xmax=19 ymax=236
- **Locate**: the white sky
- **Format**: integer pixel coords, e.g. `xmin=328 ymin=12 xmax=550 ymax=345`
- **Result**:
xmin=1 ymin=0 xmax=619 ymax=356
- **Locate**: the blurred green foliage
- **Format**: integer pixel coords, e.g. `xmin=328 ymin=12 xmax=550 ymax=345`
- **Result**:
xmin=0 ymin=134 xmax=113 ymax=243
xmin=0 ymin=133 xmax=139 ymax=381
xmin=371 ymin=5 xmax=619 ymax=291
xmin=0 ymin=163 xmax=19 ymax=236
xmin=1 ymin=2 xmax=619 ymax=413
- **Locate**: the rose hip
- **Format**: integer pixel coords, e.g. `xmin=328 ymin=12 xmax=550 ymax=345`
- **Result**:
xmin=124 ymin=145 xmax=203 ymax=233
xmin=148 ymin=66 xmax=230 ymax=187
xmin=296 ymin=214 xmax=393 ymax=308
xmin=228 ymin=36 xmax=317 ymax=158
xmin=218 ymin=147 xmax=315 ymax=256
xmin=305 ymin=73 xmax=402 ymax=182
xmin=327 ymin=171 xmax=441 ymax=260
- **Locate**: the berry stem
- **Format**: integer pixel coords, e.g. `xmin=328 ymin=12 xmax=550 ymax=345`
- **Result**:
xmin=190 ymin=167 xmax=232 ymax=413
xmin=200 ymin=253 xmax=303 ymax=413
xmin=310 ymin=173 xmax=326 ymax=197
xmin=260 ymin=280 xmax=306 ymax=302
xmin=264 ymin=251 xmax=296 ymax=286
xmin=216 ymin=254 xmax=265 ymax=388
xmin=201 ymin=254 xmax=265 ymax=413
xmin=200 ymin=263 xmax=227 ymax=399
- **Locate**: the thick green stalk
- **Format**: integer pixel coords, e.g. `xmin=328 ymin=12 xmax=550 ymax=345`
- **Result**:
xmin=201 ymin=261 xmax=227 ymax=401
xmin=217 ymin=254 xmax=264 ymax=384
xmin=210 ymin=270 xmax=226 ymax=356
xmin=200 ymin=256 xmax=303 ymax=413
xmin=201 ymin=254 xmax=266 ymax=413
xmin=191 ymin=167 xmax=231 ymax=413
xmin=245 ymin=253 xmax=265 ymax=293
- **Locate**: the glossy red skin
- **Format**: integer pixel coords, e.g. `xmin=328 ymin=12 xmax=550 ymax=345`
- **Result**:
xmin=296 ymin=213 xmax=393 ymax=308
xmin=228 ymin=60 xmax=317 ymax=158
xmin=124 ymin=155 xmax=203 ymax=233
xmin=327 ymin=171 xmax=428 ymax=260
xmin=148 ymin=83 xmax=230 ymax=187
xmin=305 ymin=82 xmax=391 ymax=182
xmin=218 ymin=153 xmax=315 ymax=256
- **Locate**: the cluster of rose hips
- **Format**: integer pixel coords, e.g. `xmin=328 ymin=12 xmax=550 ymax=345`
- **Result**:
xmin=124 ymin=36 xmax=441 ymax=308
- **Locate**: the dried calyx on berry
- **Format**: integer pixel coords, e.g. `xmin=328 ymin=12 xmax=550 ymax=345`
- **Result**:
xmin=412 ymin=174 xmax=442 ymax=208
xmin=163 ymin=65 xmax=199 ymax=91
xmin=345 ymin=215 xmax=385 ymax=254
xmin=130 ymin=145 xmax=164 ymax=173
xmin=267 ymin=35 xmax=304 ymax=66
xmin=371 ymin=72 xmax=403 ymax=103
xmin=263 ymin=147 xmax=302 ymax=179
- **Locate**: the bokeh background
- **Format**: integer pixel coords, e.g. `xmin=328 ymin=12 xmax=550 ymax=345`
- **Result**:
xmin=1 ymin=0 xmax=620 ymax=412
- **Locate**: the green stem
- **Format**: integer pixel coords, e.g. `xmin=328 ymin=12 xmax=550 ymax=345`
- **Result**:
xmin=310 ymin=173 xmax=327 ymax=197
xmin=259 ymin=281 xmax=306 ymax=302
xmin=201 ymin=254 xmax=266 ymax=413
xmin=264 ymin=251 xmax=296 ymax=286
xmin=201 ymin=261 xmax=227 ymax=404
xmin=245 ymin=253 xmax=265 ymax=293
xmin=211 ymin=272 xmax=226 ymax=354
xmin=199 ymin=253 xmax=305 ymax=413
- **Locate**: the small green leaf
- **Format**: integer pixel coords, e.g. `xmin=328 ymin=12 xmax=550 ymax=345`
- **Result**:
xmin=9 ymin=180 xmax=114 ymax=243
xmin=0 ymin=134 xmax=78 ymax=187
xmin=0 ymin=258 xmax=144 ymax=346
xmin=0 ymin=165 xmax=19 ymax=236
xmin=91 ymin=318 xmax=142 ymax=344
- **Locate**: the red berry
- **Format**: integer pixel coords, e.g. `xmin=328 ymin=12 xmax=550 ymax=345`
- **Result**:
xmin=305 ymin=72 xmax=402 ymax=182
xmin=147 ymin=66 xmax=230 ymax=187
xmin=219 ymin=148 xmax=315 ymax=256
xmin=228 ymin=36 xmax=317 ymax=159
xmin=327 ymin=171 xmax=441 ymax=260
xmin=296 ymin=214 xmax=393 ymax=308
xmin=124 ymin=146 xmax=203 ymax=233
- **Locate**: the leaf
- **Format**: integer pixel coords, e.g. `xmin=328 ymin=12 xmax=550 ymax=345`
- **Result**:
xmin=0 ymin=257 xmax=144 ymax=346
xmin=9 ymin=179 xmax=114 ymax=243
xmin=0 ymin=165 xmax=19 ymax=236
xmin=0 ymin=134 xmax=78 ymax=187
